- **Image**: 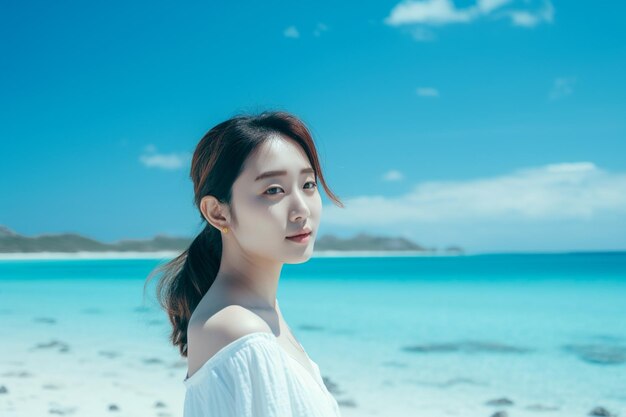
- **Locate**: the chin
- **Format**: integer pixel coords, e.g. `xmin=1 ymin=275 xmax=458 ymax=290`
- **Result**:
xmin=284 ymin=249 xmax=314 ymax=264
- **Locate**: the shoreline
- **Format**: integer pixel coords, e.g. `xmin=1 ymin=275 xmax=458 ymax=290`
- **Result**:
xmin=0 ymin=249 xmax=620 ymax=261
xmin=0 ymin=250 xmax=461 ymax=261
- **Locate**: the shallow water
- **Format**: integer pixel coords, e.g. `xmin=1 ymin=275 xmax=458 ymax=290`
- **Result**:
xmin=1 ymin=253 xmax=625 ymax=417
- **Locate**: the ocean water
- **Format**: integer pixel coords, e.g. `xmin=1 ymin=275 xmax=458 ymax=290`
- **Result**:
xmin=0 ymin=253 xmax=625 ymax=417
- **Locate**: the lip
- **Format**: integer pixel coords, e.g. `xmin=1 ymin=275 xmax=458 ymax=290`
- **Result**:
xmin=286 ymin=231 xmax=312 ymax=243
xmin=286 ymin=228 xmax=312 ymax=238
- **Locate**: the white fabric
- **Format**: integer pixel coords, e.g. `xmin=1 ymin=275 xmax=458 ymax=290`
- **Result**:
xmin=183 ymin=332 xmax=343 ymax=417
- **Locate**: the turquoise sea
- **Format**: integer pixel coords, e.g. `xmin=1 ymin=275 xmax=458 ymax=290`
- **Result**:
xmin=1 ymin=253 xmax=625 ymax=417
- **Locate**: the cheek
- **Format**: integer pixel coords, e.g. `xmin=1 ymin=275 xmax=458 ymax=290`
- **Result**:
xmin=249 ymin=199 xmax=285 ymax=229
xmin=311 ymin=193 xmax=322 ymax=216
xmin=236 ymin=198 xmax=273 ymax=227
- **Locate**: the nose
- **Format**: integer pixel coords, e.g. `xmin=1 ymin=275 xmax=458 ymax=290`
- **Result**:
xmin=289 ymin=190 xmax=311 ymax=223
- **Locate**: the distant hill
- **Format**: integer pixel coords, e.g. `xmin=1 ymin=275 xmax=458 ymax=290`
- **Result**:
xmin=0 ymin=225 xmax=463 ymax=254
xmin=0 ymin=226 xmax=192 ymax=253
xmin=317 ymin=232 xmax=426 ymax=251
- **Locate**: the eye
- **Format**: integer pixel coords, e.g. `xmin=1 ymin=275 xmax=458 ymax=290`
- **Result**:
xmin=304 ymin=181 xmax=318 ymax=190
xmin=264 ymin=186 xmax=284 ymax=195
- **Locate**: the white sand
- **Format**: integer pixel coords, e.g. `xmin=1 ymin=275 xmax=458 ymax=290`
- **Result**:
xmin=0 ymin=251 xmax=182 ymax=261
xmin=0 ymin=250 xmax=462 ymax=261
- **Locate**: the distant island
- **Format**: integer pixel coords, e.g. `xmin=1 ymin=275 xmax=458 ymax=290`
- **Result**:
xmin=0 ymin=225 xmax=463 ymax=255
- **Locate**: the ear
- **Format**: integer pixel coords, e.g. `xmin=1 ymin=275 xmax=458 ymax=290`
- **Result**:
xmin=200 ymin=195 xmax=230 ymax=232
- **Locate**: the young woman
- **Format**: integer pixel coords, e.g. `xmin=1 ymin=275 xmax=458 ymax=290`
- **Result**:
xmin=146 ymin=111 xmax=345 ymax=416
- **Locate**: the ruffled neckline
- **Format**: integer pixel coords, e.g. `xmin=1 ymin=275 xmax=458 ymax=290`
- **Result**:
xmin=183 ymin=331 xmax=326 ymax=394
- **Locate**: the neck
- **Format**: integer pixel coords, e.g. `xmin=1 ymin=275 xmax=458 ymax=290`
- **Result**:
xmin=213 ymin=239 xmax=283 ymax=310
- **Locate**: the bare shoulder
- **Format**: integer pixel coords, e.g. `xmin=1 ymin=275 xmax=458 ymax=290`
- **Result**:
xmin=187 ymin=305 xmax=272 ymax=376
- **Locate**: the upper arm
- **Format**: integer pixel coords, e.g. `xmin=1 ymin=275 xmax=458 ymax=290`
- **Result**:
xmin=187 ymin=305 xmax=272 ymax=376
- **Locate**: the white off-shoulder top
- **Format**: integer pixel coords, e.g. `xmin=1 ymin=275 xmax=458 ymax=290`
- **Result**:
xmin=182 ymin=332 xmax=343 ymax=417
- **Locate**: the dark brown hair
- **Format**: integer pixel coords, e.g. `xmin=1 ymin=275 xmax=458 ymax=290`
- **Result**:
xmin=144 ymin=110 xmax=344 ymax=357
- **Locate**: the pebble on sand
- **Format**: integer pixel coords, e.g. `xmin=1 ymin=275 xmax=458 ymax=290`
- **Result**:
xmin=1 ymin=370 xmax=33 ymax=378
xmin=525 ymin=403 xmax=560 ymax=411
xmin=33 ymin=317 xmax=57 ymax=324
xmin=589 ymin=406 xmax=616 ymax=417
xmin=563 ymin=343 xmax=626 ymax=365
xmin=402 ymin=340 xmax=532 ymax=354
xmin=32 ymin=339 xmax=70 ymax=353
xmin=337 ymin=398 xmax=357 ymax=408
xmin=485 ymin=397 xmax=514 ymax=406
xmin=48 ymin=406 xmax=77 ymax=415
xmin=98 ymin=350 xmax=121 ymax=359
xmin=322 ymin=376 xmax=343 ymax=394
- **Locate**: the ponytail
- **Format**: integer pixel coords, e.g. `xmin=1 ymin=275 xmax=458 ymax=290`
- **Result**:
xmin=144 ymin=224 xmax=222 ymax=357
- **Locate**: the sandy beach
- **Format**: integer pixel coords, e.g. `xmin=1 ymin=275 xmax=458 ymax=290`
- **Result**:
xmin=0 ymin=250 xmax=462 ymax=261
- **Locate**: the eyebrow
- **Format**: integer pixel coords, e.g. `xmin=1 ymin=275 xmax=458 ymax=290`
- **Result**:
xmin=254 ymin=167 xmax=315 ymax=182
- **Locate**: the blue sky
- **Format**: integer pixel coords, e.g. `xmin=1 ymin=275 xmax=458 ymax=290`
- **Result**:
xmin=1 ymin=0 xmax=625 ymax=253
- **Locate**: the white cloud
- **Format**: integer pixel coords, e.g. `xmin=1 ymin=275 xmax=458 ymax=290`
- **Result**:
xmin=508 ymin=1 xmax=554 ymax=27
xmin=417 ymin=87 xmax=440 ymax=97
xmin=313 ymin=22 xmax=329 ymax=37
xmin=383 ymin=170 xmax=405 ymax=181
xmin=384 ymin=0 xmax=554 ymax=33
xmin=477 ymin=0 xmax=512 ymax=13
xmin=139 ymin=145 xmax=190 ymax=170
xmin=284 ymin=26 xmax=300 ymax=39
xmin=385 ymin=0 xmax=474 ymax=26
xmin=321 ymin=161 xmax=626 ymax=252
xmin=508 ymin=11 xmax=536 ymax=26
xmin=549 ymin=76 xmax=576 ymax=100
xmin=323 ymin=162 xmax=626 ymax=224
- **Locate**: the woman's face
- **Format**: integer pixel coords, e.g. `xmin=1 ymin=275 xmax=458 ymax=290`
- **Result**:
xmin=227 ymin=135 xmax=322 ymax=264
